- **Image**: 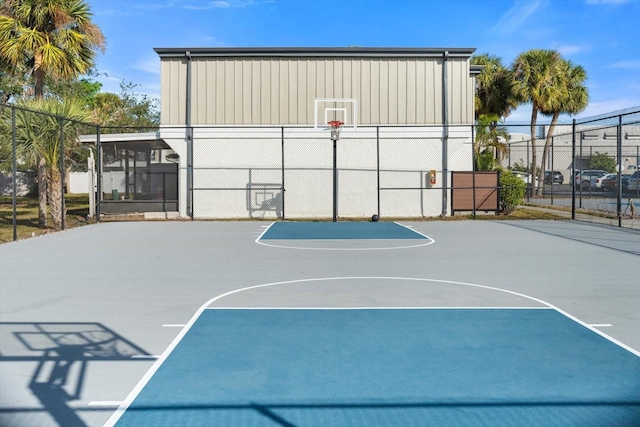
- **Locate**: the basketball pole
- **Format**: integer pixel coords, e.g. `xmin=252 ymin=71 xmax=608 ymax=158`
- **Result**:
xmin=333 ymin=137 xmax=337 ymax=222
xmin=329 ymin=121 xmax=343 ymax=222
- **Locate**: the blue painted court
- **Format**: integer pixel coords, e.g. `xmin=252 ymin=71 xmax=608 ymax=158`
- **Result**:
xmin=261 ymin=221 xmax=428 ymax=240
xmin=112 ymin=308 xmax=640 ymax=426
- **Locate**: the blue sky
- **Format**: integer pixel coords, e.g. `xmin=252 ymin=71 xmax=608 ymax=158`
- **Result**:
xmin=87 ymin=0 xmax=640 ymax=122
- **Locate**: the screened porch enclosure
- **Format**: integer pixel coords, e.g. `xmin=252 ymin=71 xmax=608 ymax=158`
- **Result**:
xmin=99 ymin=140 xmax=178 ymax=215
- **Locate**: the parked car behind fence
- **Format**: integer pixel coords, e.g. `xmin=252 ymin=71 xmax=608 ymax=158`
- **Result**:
xmin=601 ymin=173 xmax=632 ymax=192
xmin=628 ymin=171 xmax=640 ymax=191
xmin=575 ymin=170 xmax=608 ymax=190
xmin=594 ymin=173 xmax=616 ymax=190
xmin=544 ymin=170 xmax=564 ymax=185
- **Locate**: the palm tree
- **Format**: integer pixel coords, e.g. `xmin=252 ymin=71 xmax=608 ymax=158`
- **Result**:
xmin=511 ymin=49 xmax=564 ymax=196
xmin=471 ymin=54 xmax=517 ymax=121
xmin=0 ymin=0 xmax=105 ymax=99
xmin=537 ymin=60 xmax=588 ymax=194
xmin=474 ymin=113 xmax=510 ymax=171
xmin=14 ymin=98 xmax=89 ymax=230
xmin=0 ymin=55 xmax=27 ymax=103
xmin=0 ymin=0 xmax=105 ymax=226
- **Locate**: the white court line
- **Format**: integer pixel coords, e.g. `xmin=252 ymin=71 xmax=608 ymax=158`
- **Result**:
xmin=393 ymin=221 xmax=433 ymax=240
xmin=88 ymin=401 xmax=123 ymax=407
xmin=590 ymin=324 xmax=613 ymax=327
xmin=104 ymin=276 xmax=640 ymax=427
xmin=255 ymin=222 xmax=276 ymax=242
xmin=206 ymin=306 xmax=552 ymax=310
xmin=255 ymin=222 xmax=435 ymax=251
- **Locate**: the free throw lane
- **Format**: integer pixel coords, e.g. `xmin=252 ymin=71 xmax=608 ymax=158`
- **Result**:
xmin=110 ymin=308 xmax=640 ymax=426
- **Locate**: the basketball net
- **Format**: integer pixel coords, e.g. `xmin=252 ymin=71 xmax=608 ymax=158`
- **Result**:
xmin=328 ymin=120 xmax=344 ymax=141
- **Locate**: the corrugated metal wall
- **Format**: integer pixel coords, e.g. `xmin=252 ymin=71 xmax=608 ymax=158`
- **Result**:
xmin=160 ymin=56 xmax=475 ymax=126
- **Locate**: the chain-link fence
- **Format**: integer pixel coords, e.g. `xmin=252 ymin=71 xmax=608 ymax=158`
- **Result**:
xmin=502 ymin=109 xmax=640 ymax=226
xmin=2 ymin=102 xmax=639 ymax=242
xmin=1 ymin=103 xmax=102 ymax=240
xmin=0 ymin=103 xmax=164 ymax=241
xmin=183 ymin=125 xmax=471 ymax=220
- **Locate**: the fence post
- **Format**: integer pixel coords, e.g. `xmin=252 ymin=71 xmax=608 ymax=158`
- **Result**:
xmin=281 ymin=126 xmax=285 ymax=220
xmin=96 ymin=125 xmax=101 ymax=221
xmin=59 ymin=118 xmax=65 ymax=230
xmin=617 ymin=114 xmax=622 ymax=227
xmin=376 ymin=126 xmax=380 ymax=217
xmin=550 ymin=136 xmax=554 ymax=204
xmin=526 ymin=140 xmax=530 ymax=201
xmin=471 ymin=123 xmax=476 ymax=218
xmin=579 ymin=131 xmax=584 ymax=208
xmin=11 ymin=106 xmax=17 ymax=241
xmin=187 ymin=126 xmax=194 ymax=220
xmin=571 ymin=122 xmax=577 ymax=218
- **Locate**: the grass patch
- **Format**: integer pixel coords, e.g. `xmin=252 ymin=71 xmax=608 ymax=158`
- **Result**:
xmin=508 ymin=207 xmax=568 ymax=220
xmin=0 ymin=194 xmax=93 ymax=243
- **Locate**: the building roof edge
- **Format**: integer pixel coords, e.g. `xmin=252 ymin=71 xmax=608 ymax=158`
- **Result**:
xmin=153 ymin=47 xmax=477 ymax=58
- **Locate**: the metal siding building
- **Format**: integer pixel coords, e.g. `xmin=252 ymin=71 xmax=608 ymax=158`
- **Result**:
xmin=155 ymin=47 xmax=477 ymax=126
xmin=152 ymin=47 xmax=478 ymax=219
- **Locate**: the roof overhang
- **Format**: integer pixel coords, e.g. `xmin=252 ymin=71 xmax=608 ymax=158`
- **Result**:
xmin=154 ymin=47 xmax=477 ymax=59
xmin=79 ymin=132 xmax=170 ymax=150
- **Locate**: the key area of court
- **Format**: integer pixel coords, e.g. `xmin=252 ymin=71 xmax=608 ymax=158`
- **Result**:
xmin=110 ymin=307 xmax=640 ymax=426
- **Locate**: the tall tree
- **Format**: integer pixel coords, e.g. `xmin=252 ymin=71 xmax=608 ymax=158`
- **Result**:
xmin=537 ymin=60 xmax=588 ymax=194
xmin=0 ymin=0 xmax=105 ymax=226
xmin=0 ymin=55 xmax=27 ymax=103
xmin=46 ymin=71 xmax=103 ymax=106
xmin=0 ymin=0 xmax=105 ymax=99
xmin=471 ymin=53 xmax=517 ymax=121
xmin=91 ymin=80 xmax=160 ymax=129
xmin=511 ymin=49 xmax=564 ymax=196
xmin=474 ymin=113 xmax=510 ymax=171
xmin=14 ymin=98 xmax=89 ymax=230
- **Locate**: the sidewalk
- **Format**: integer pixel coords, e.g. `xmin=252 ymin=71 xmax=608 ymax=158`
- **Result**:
xmin=524 ymin=205 xmax=640 ymax=231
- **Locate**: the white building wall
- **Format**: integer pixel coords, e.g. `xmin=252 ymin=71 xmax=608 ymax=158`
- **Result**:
xmin=0 ymin=172 xmax=33 ymax=196
xmin=68 ymin=172 xmax=93 ymax=194
xmin=159 ymin=126 xmax=472 ymax=219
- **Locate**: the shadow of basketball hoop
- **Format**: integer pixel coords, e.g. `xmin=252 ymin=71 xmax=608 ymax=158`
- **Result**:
xmin=247 ymin=183 xmax=283 ymax=218
xmin=0 ymin=322 xmax=151 ymax=427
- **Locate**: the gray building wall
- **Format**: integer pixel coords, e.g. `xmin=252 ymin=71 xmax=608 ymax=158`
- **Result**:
xmin=156 ymin=48 xmax=477 ymax=126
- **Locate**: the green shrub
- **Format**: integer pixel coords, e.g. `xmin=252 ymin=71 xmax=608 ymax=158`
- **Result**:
xmin=588 ymin=152 xmax=616 ymax=173
xmin=500 ymin=170 xmax=526 ymax=214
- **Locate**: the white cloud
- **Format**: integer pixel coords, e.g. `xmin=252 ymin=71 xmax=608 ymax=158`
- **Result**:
xmin=491 ymin=0 xmax=544 ymax=34
xmin=201 ymin=36 xmax=226 ymax=46
xmin=606 ymin=60 xmax=640 ymax=69
xmin=181 ymin=0 xmax=260 ymax=10
xmin=140 ymin=0 xmax=250 ymax=11
xmin=94 ymin=70 xmax=124 ymax=94
xmin=579 ymin=99 xmax=640 ymax=118
xmin=132 ymin=57 xmax=161 ymax=75
xmin=503 ymin=99 xmax=640 ymax=124
xmin=505 ymin=104 xmax=534 ymax=123
xmin=556 ymin=44 xmax=590 ymax=55
xmin=585 ymin=0 xmax=630 ymax=4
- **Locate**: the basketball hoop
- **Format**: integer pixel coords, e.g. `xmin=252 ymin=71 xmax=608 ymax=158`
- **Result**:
xmin=328 ymin=120 xmax=344 ymax=141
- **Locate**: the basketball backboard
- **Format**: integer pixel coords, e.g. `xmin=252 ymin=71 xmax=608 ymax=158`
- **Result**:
xmin=314 ymin=98 xmax=358 ymax=130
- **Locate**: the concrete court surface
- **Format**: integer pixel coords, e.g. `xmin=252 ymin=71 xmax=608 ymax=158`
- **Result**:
xmin=0 ymin=219 xmax=639 ymax=427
